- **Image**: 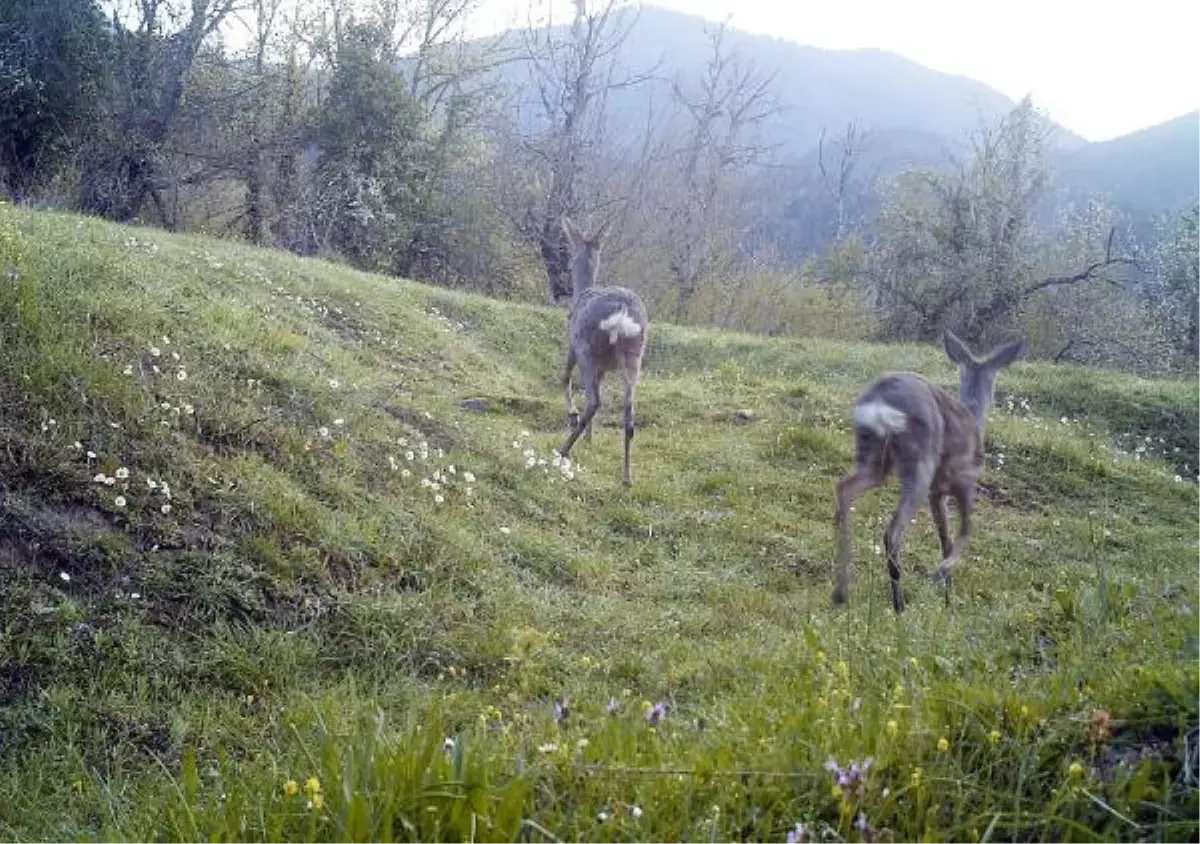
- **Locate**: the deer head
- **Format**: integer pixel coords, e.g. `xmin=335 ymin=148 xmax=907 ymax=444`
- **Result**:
xmin=942 ymin=329 xmax=1025 ymax=426
xmin=562 ymin=216 xmax=610 ymax=299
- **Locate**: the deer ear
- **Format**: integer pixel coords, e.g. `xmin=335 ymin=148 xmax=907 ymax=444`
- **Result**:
xmin=593 ymin=217 xmax=612 ymax=245
xmin=561 ymin=216 xmax=584 ymax=249
xmin=984 ymin=339 xmax=1025 ymax=370
xmin=943 ymin=329 xmax=974 ymax=366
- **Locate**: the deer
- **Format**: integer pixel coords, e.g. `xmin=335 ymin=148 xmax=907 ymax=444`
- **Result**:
xmin=556 ymin=216 xmax=649 ymax=486
xmin=833 ymin=329 xmax=1024 ymax=613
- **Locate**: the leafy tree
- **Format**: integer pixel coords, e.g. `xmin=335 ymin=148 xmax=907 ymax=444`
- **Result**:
xmin=0 ymin=0 xmax=111 ymax=199
xmin=868 ymin=98 xmax=1133 ymax=345
xmin=1144 ymin=204 xmax=1199 ymax=364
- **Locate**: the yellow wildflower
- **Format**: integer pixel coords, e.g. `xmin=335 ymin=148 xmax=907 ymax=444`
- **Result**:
xmin=988 ymin=729 xmax=1002 ymax=745
xmin=910 ymin=767 xmax=923 ymax=788
xmin=886 ymin=720 xmax=899 ymax=737
xmin=1068 ymin=761 xmax=1084 ymax=778
xmin=937 ymin=737 xmax=950 ymax=753
xmin=304 ymin=776 xmax=321 ymax=796
xmin=284 ymin=779 xmax=299 ymax=797
xmin=1019 ymin=704 xmax=1029 ymax=719
xmin=312 ymin=793 xmax=325 ymax=810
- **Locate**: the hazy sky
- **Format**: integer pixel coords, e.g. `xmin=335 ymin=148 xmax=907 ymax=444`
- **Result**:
xmin=473 ymin=0 xmax=1199 ymax=141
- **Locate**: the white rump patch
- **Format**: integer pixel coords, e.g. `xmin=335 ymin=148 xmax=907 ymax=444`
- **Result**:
xmin=598 ymin=307 xmax=643 ymax=344
xmin=853 ymin=400 xmax=907 ymax=436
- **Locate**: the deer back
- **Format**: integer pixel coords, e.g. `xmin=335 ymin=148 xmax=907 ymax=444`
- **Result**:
xmin=569 ymin=286 xmax=648 ymax=368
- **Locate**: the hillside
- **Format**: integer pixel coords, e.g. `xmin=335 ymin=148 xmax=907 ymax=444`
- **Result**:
xmin=0 ymin=205 xmax=1197 ymax=841
xmin=1053 ymin=111 xmax=1200 ymax=214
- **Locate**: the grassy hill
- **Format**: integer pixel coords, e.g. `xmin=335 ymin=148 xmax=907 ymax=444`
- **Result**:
xmin=0 ymin=204 xmax=1196 ymax=842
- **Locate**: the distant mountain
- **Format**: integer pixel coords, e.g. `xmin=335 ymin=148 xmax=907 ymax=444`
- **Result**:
xmin=473 ymin=6 xmax=1194 ymax=256
xmin=1052 ymin=111 xmax=1200 ymax=214
xmin=616 ymin=6 xmax=1077 ymax=152
xmin=487 ymin=5 xmax=1078 ymax=155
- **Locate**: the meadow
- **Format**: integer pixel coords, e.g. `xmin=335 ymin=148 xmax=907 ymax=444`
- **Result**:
xmin=0 ymin=204 xmax=1196 ymax=841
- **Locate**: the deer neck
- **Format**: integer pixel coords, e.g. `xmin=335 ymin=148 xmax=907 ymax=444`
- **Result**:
xmin=570 ymin=251 xmax=598 ymax=302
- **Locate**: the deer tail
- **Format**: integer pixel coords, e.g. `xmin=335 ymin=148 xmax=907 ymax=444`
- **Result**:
xmin=598 ymin=306 xmax=643 ymax=344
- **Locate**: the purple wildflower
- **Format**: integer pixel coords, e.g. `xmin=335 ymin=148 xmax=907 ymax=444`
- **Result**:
xmin=825 ymin=756 xmax=873 ymax=798
xmin=786 ymin=821 xmax=812 ymax=843
xmin=553 ymin=695 xmax=570 ymax=724
xmin=854 ymin=812 xmax=877 ymax=842
xmin=645 ymin=701 xmax=669 ymax=726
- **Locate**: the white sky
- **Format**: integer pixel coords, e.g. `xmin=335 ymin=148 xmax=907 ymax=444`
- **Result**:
xmin=472 ymin=0 xmax=1200 ymax=141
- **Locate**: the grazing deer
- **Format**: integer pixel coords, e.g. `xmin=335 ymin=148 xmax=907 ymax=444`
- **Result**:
xmin=557 ymin=216 xmax=649 ymax=486
xmin=833 ymin=329 xmax=1024 ymax=612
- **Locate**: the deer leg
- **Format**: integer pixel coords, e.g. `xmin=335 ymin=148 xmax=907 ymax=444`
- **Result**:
xmin=620 ymin=364 xmax=638 ymax=486
xmin=930 ymin=493 xmax=953 ymax=559
xmin=563 ymin=347 xmax=578 ymax=432
xmin=884 ymin=464 xmax=933 ymax=613
xmin=559 ymin=371 xmax=600 ymax=458
xmin=936 ymin=482 xmax=975 ymax=602
xmin=833 ymin=465 xmax=882 ymax=605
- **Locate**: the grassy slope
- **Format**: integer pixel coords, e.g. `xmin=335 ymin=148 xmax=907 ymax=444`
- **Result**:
xmin=0 ymin=205 xmax=1196 ymax=842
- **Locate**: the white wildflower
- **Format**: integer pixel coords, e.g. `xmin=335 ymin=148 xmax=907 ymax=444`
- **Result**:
xmin=123 ymin=365 xmax=134 ymax=376
xmin=161 ymin=504 xmax=171 ymax=514
xmin=176 ymin=370 xmax=187 ymax=381
xmin=405 ymin=451 xmax=415 ymax=461
xmin=334 ymin=418 xmax=345 ymax=427
xmin=59 ymin=572 xmax=71 ymax=583
xmin=318 ymin=426 xmax=330 ymax=438
xmin=400 ymin=469 xmax=411 ymax=478
xmin=463 ymin=471 xmax=476 ymax=484
xmin=499 ymin=526 xmax=511 ymax=535
xmin=115 ymin=467 xmax=129 ymax=480
xmin=329 ymin=379 xmax=340 ymax=389
xmin=630 ymin=805 xmax=642 ymax=819
xmin=537 ymin=743 xmax=559 ymax=753
xmin=86 ymin=450 xmax=95 ymax=459
xmin=149 ymin=346 xmax=161 ymax=357
xmin=114 ymin=496 xmax=126 ymax=508
xmin=434 ymin=494 xmax=445 ymax=504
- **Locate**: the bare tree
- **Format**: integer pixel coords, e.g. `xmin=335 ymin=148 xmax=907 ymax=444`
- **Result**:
xmin=817 ymin=120 xmax=867 ymax=242
xmin=664 ymin=22 xmax=777 ymax=321
xmin=520 ymin=0 xmax=646 ymax=305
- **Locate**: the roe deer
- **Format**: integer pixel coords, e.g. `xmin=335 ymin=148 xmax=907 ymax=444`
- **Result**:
xmin=833 ymin=329 xmax=1024 ymax=612
xmin=557 ymin=216 xmax=649 ymax=486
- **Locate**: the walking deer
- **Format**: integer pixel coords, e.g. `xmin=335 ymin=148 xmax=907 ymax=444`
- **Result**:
xmin=833 ymin=329 xmax=1024 ymax=612
xmin=557 ymin=216 xmax=649 ymax=486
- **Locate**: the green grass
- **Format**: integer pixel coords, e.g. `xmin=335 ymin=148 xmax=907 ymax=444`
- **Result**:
xmin=1 ymin=204 xmax=1197 ymax=842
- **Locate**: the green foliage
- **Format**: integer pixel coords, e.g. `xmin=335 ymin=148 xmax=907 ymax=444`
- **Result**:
xmin=0 ymin=205 xmax=1197 ymax=842
xmin=0 ymin=0 xmax=110 ymax=198
xmin=1143 ymin=204 xmax=1199 ymax=364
